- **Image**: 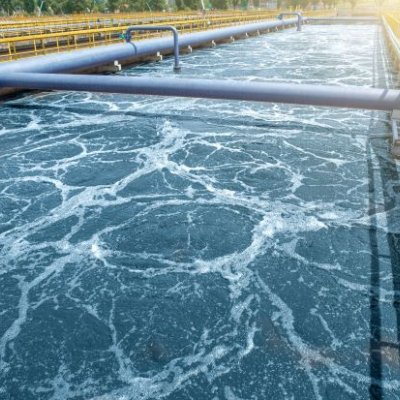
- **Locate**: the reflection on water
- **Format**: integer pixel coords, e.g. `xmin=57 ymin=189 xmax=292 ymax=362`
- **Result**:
xmin=0 ymin=24 xmax=400 ymax=400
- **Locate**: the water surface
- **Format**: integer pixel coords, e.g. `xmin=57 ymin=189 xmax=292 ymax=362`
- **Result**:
xmin=0 ymin=24 xmax=400 ymax=400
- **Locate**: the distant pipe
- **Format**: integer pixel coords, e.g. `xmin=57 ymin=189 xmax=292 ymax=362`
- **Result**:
xmin=0 ymin=19 xmax=301 ymax=75
xmin=277 ymin=12 xmax=303 ymax=31
xmin=125 ymin=25 xmax=181 ymax=72
xmin=1 ymin=73 xmax=399 ymax=112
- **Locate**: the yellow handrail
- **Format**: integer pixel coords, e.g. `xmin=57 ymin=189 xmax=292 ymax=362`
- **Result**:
xmin=0 ymin=11 xmax=279 ymax=40
xmin=384 ymin=14 xmax=400 ymax=41
xmin=0 ymin=10 xmax=335 ymax=62
xmin=0 ymin=10 xmax=270 ymax=29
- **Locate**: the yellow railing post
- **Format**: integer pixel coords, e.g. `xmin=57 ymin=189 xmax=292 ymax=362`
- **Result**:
xmin=7 ymin=42 xmax=12 ymax=61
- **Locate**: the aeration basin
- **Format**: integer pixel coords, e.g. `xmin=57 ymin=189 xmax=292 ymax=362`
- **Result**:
xmin=0 ymin=21 xmax=400 ymax=400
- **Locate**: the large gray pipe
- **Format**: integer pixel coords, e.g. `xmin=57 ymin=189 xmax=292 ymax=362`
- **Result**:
xmin=0 ymin=18 xmax=301 ymax=75
xmin=1 ymin=72 xmax=399 ymax=111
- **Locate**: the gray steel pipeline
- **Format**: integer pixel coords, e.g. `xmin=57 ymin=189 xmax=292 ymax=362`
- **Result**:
xmin=0 ymin=18 xmax=300 ymax=74
xmin=1 ymin=72 xmax=399 ymax=111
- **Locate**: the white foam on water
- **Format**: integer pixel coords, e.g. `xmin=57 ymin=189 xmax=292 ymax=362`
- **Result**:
xmin=0 ymin=23 xmax=399 ymax=400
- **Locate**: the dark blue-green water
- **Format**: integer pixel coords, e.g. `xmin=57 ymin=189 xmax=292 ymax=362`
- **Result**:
xmin=1 ymin=24 xmax=400 ymax=400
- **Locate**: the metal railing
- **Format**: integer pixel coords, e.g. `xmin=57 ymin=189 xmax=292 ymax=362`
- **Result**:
xmin=0 ymin=11 xmax=275 ymax=33
xmin=0 ymin=13 xmax=278 ymax=62
xmin=384 ymin=14 xmax=400 ymax=42
xmin=0 ymin=10 xmax=335 ymax=62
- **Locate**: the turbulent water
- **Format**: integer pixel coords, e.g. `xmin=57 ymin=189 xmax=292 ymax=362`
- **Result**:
xmin=1 ymin=24 xmax=400 ymax=400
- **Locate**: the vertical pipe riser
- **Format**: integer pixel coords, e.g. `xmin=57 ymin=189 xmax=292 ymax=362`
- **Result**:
xmin=125 ymin=25 xmax=181 ymax=72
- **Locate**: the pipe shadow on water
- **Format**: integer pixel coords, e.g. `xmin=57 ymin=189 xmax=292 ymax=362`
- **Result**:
xmin=366 ymin=28 xmax=400 ymax=400
xmin=366 ymin=137 xmax=383 ymax=400
xmin=367 ymin=133 xmax=400 ymax=400
xmin=4 ymin=102 xmax=337 ymax=133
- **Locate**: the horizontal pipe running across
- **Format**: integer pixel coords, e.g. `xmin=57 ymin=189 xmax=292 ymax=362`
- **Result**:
xmin=1 ymin=73 xmax=399 ymax=112
xmin=0 ymin=18 xmax=301 ymax=74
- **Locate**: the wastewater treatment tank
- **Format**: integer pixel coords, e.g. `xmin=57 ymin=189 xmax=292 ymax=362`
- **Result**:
xmin=0 ymin=23 xmax=400 ymax=399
